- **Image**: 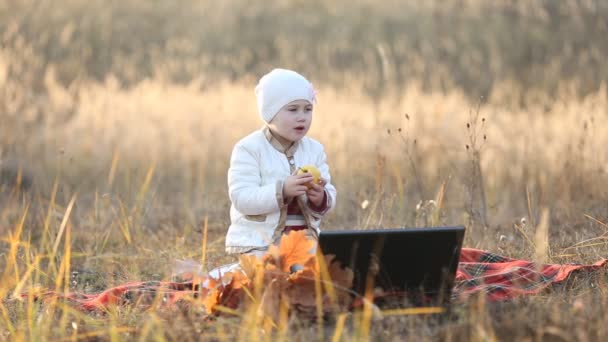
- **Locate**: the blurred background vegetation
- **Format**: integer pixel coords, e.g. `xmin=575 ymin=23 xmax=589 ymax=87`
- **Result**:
xmin=2 ymin=0 xmax=608 ymax=99
xmin=1 ymin=1 xmax=608 ymax=339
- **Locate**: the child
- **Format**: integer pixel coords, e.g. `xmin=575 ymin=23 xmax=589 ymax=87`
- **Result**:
xmin=225 ymin=68 xmax=337 ymax=256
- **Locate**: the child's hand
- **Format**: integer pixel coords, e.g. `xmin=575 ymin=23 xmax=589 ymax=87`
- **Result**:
xmin=307 ymin=178 xmax=326 ymax=207
xmin=283 ymin=174 xmax=314 ymax=199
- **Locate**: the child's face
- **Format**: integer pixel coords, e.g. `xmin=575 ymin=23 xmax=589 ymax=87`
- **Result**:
xmin=268 ymin=99 xmax=313 ymax=143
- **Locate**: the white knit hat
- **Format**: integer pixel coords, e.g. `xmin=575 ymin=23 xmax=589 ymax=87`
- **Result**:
xmin=255 ymin=68 xmax=317 ymax=123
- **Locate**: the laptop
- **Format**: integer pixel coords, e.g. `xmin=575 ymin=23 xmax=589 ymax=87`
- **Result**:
xmin=317 ymin=226 xmax=465 ymax=308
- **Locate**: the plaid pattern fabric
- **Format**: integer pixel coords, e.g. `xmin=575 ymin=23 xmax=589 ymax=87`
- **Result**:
xmin=42 ymin=281 xmax=202 ymax=311
xmin=453 ymin=248 xmax=608 ymax=302
xmin=20 ymin=248 xmax=607 ymax=311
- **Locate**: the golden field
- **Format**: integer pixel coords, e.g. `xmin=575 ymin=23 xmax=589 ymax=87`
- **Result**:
xmin=1 ymin=0 xmax=608 ymax=340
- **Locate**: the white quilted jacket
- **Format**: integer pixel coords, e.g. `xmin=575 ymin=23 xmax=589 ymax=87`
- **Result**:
xmin=225 ymin=128 xmax=336 ymax=253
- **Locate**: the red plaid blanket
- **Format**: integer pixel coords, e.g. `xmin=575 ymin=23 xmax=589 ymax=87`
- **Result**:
xmin=21 ymin=248 xmax=607 ymax=311
xmin=454 ymin=248 xmax=607 ymax=301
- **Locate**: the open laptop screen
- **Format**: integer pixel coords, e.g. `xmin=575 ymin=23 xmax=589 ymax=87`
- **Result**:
xmin=317 ymin=226 xmax=465 ymax=306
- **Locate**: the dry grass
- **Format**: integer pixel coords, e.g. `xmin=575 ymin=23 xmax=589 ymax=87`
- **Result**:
xmin=2 ymin=0 xmax=608 ymax=100
xmin=1 ymin=74 xmax=607 ymax=341
xmin=1 ymin=0 xmax=608 ymax=340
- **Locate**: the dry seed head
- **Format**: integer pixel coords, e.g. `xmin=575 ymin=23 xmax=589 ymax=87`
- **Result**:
xmin=361 ymin=200 xmax=369 ymax=209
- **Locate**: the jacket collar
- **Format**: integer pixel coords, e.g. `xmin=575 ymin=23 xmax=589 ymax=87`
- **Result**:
xmin=262 ymin=126 xmax=299 ymax=157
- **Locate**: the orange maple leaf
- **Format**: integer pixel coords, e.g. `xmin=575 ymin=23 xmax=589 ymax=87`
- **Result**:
xmin=278 ymin=230 xmax=316 ymax=273
xmin=202 ymin=288 xmax=220 ymax=314
xmin=228 ymin=271 xmax=251 ymax=290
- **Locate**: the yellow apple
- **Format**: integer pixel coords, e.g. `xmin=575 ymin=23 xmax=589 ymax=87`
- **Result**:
xmin=297 ymin=164 xmax=321 ymax=188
